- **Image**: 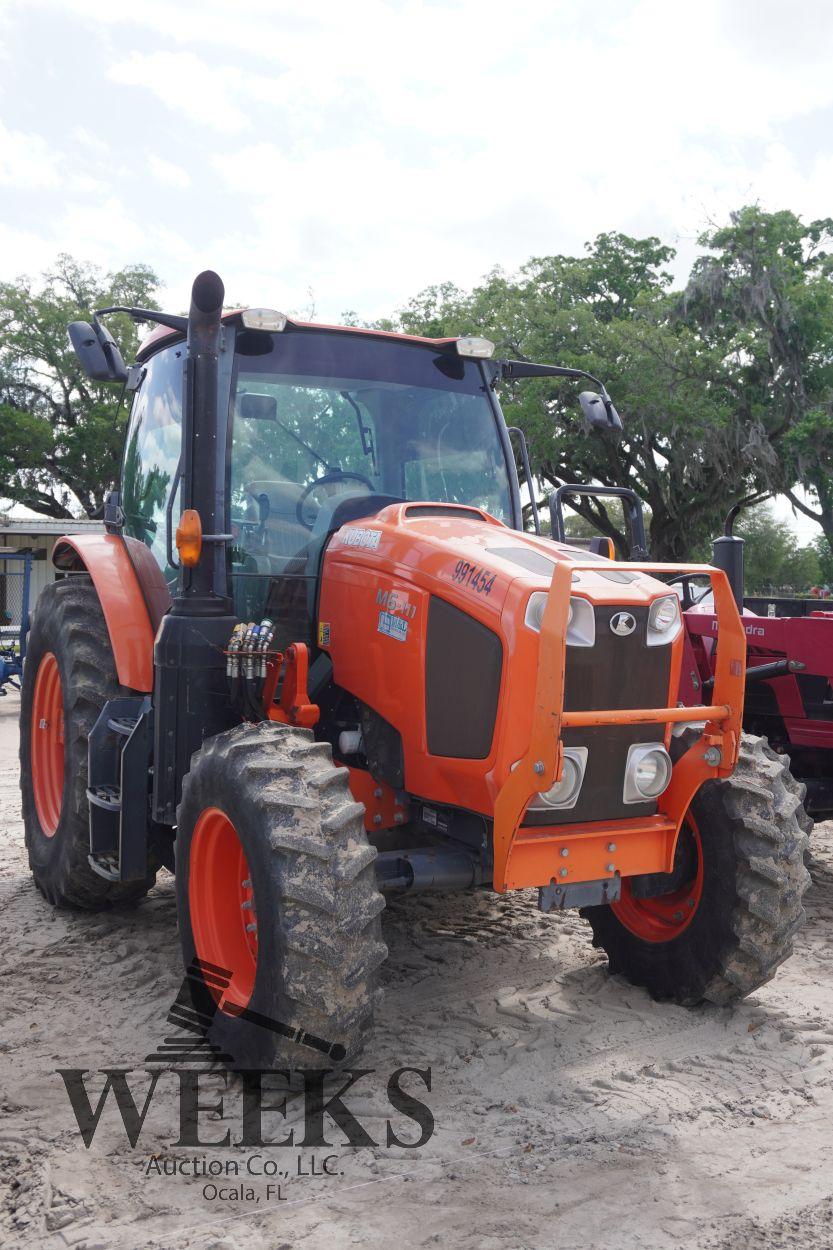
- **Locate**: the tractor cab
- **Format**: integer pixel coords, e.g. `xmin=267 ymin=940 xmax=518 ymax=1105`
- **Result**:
xmin=124 ymin=313 xmax=521 ymax=648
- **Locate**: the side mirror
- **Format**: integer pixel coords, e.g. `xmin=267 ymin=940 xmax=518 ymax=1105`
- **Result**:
xmin=579 ymin=390 xmax=623 ymax=435
xmin=68 ymin=320 xmax=128 ymax=384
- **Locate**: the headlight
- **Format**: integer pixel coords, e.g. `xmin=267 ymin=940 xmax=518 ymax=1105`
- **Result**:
xmin=525 ymin=593 xmax=593 ymax=646
xmin=647 ymin=594 xmax=681 ymax=646
xmin=528 ymin=747 xmax=588 ymax=810
xmin=623 ymin=743 xmax=673 ymax=803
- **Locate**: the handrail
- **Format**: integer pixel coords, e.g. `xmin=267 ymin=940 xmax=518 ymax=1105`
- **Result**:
xmin=507 ymin=426 xmax=541 ymax=535
xmin=561 ymin=704 xmax=729 ymax=729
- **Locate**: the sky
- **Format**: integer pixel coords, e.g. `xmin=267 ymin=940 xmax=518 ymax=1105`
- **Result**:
xmin=1 ymin=0 xmax=832 ymax=536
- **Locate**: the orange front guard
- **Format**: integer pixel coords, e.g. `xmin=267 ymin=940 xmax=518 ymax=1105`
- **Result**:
xmin=493 ymin=563 xmax=746 ymax=893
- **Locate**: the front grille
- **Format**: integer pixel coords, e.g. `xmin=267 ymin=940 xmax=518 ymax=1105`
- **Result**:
xmin=523 ymin=604 xmax=672 ymax=827
xmin=564 ymin=605 xmax=670 ymax=713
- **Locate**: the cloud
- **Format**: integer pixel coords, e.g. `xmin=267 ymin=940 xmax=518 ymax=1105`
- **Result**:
xmin=0 ymin=120 xmax=61 ymax=188
xmin=108 ymin=50 xmax=250 ymax=133
xmin=44 ymin=0 xmax=833 ymax=141
xmin=147 ymin=154 xmax=190 ymax=188
xmin=0 ymin=220 xmax=63 ymax=280
xmin=56 ymin=195 xmax=196 ymax=274
xmin=4 ymin=0 xmax=833 ymax=321
xmin=0 ymin=120 xmax=116 ymax=197
xmin=0 ymin=192 xmax=201 ymax=296
xmin=71 ymin=126 xmax=110 ymax=156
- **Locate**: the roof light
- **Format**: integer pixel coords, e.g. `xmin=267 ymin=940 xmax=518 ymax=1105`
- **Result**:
xmin=240 ymin=308 xmax=287 ymax=332
xmin=456 ymin=336 xmax=495 ymax=358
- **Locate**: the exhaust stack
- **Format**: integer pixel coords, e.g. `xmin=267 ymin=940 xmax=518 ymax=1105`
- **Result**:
xmin=175 ymin=270 xmax=228 ymax=611
xmin=153 ymin=271 xmax=238 ymax=823
xmin=711 ymin=504 xmax=745 ymax=611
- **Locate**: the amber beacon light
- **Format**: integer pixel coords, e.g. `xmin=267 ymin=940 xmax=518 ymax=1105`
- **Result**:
xmin=175 ymin=508 xmax=203 ymax=566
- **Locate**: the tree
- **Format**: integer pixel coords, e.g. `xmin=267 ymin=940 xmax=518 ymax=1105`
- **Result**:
xmin=392 ymin=213 xmax=833 ymax=560
xmin=395 ymin=232 xmax=761 ymax=558
xmin=784 ymin=410 xmax=833 ymax=548
xmin=0 ymin=255 xmax=159 ymax=518
xmin=679 ymin=207 xmax=833 ymax=547
xmin=812 ymin=533 xmax=833 ymax=586
xmin=730 ymin=505 xmax=821 ymax=594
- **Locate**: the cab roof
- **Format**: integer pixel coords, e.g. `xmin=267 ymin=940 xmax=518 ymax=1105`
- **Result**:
xmin=136 ymin=309 xmax=459 ymax=362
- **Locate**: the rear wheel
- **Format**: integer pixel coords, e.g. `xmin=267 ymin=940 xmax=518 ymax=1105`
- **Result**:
xmin=582 ymin=734 xmax=811 ymax=1005
xmin=20 ymin=576 xmax=156 ymax=909
xmin=176 ymin=722 xmax=387 ymax=1072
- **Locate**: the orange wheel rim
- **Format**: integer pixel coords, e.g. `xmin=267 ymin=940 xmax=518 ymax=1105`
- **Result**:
xmin=31 ymin=652 xmax=65 ymax=837
xmin=189 ymin=807 xmax=257 ymax=1012
xmin=612 ymin=813 xmax=704 ymax=943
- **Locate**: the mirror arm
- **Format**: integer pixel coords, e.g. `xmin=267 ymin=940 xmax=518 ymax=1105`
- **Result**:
xmin=93 ymin=307 xmax=189 ymax=334
xmin=500 ymin=359 xmax=606 ymax=391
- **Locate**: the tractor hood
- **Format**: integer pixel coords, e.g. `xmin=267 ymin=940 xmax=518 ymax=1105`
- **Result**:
xmin=323 ymin=500 xmax=674 ymax=621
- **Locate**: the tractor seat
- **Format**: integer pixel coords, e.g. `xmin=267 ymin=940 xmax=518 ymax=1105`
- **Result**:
xmin=564 ymin=536 xmax=615 ymax=559
xmin=246 ymin=479 xmax=310 ymax=560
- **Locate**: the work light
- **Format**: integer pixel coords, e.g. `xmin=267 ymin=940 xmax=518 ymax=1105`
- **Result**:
xmin=455 ymin=337 xmax=495 ymax=358
xmin=529 ymin=748 xmax=588 ymax=810
xmin=623 ymin=743 xmax=673 ymax=802
xmin=240 ymin=308 xmax=287 ymax=332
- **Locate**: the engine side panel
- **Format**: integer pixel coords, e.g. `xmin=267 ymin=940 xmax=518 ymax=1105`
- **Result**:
xmin=425 ymin=596 xmax=503 ymax=758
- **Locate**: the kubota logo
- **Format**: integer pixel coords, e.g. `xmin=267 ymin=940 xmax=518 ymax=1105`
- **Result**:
xmin=610 ymin=612 xmax=636 ymax=636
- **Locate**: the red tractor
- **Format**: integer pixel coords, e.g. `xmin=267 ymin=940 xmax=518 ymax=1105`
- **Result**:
xmin=19 ymin=272 xmax=810 ymax=1072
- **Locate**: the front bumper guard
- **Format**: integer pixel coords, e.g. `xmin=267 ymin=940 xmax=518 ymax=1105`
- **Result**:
xmin=493 ymin=562 xmax=746 ymax=893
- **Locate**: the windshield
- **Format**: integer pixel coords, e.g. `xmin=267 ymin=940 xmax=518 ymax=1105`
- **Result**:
xmin=227 ymin=327 xmax=514 ymax=643
xmin=230 ymin=329 xmax=512 ymax=555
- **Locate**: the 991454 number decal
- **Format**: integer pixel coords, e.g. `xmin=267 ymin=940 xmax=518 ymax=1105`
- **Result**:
xmin=451 ymin=560 xmax=496 ymax=595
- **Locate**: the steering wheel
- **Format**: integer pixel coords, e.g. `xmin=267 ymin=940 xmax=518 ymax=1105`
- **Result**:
xmin=666 ymin=572 xmax=713 ymax=610
xmin=295 ymin=469 xmax=375 ymax=529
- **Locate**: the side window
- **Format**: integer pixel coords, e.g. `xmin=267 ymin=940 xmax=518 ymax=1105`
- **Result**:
xmin=121 ymin=344 xmax=184 ymax=579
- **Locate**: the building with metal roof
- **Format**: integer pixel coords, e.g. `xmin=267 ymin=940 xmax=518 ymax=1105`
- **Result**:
xmin=0 ymin=516 xmax=104 ymax=608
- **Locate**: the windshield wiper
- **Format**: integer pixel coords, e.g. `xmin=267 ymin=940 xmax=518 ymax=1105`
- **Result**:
xmin=275 ymin=411 xmax=332 ymax=471
xmin=341 ymin=391 xmax=377 ymax=473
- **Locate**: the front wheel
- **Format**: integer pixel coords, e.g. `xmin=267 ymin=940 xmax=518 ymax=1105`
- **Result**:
xmin=582 ymin=734 xmax=811 ymax=1005
xmin=176 ymin=723 xmax=388 ymax=1072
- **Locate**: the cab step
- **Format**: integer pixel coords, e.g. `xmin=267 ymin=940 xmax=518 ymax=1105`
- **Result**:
xmin=86 ymin=696 xmax=152 ymax=883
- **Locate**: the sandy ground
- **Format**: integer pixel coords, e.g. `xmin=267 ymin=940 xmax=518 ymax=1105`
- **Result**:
xmin=3 ymin=689 xmax=833 ymax=1250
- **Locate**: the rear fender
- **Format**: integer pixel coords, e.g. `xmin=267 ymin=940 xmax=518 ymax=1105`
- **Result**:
xmin=52 ymin=534 xmax=170 ymax=692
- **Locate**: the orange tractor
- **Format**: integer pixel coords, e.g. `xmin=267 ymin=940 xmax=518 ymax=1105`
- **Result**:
xmin=20 ymin=271 xmax=810 ymax=1070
